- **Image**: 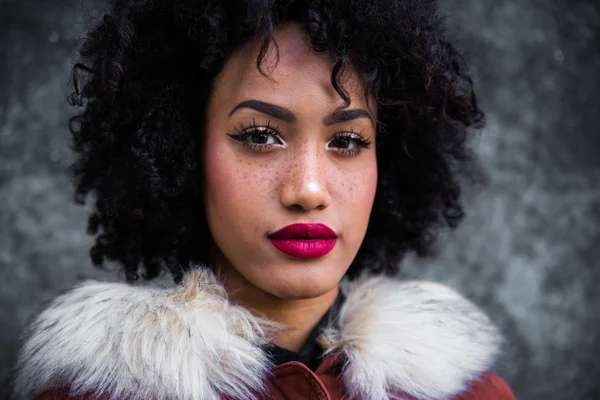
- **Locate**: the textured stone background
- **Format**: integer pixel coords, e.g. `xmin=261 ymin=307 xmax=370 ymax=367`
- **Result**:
xmin=1 ymin=0 xmax=599 ymax=399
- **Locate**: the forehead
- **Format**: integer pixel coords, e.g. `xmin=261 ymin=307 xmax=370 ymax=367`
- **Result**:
xmin=210 ymin=23 xmax=373 ymax=113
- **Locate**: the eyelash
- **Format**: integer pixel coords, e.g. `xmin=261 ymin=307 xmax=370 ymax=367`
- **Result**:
xmin=226 ymin=119 xmax=373 ymax=157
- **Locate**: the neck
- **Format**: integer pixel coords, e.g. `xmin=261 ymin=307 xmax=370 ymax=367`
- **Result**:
xmin=210 ymin=251 xmax=339 ymax=352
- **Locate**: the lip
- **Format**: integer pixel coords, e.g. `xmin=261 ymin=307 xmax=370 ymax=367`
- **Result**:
xmin=267 ymin=223 xmax=338 ymax=259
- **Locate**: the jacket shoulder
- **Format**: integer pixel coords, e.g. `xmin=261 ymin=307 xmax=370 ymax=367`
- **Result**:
xmin=454 ymin=371 xmax=516 ymax=400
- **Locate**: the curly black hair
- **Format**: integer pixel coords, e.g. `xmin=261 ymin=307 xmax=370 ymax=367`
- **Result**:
xmin=67 ymin=0 xmax=485 ymax=284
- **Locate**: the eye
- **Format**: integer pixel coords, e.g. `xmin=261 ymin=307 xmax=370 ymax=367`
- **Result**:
xmin=238 ymin=128 xmax=279 ymax=145
xmin=227 ymin=120 xmax=284 ymax=152
xmin=328 ymin=131 xmax=372 ymax=157
xmin=330 ymin=136 xmax=359 ymax=149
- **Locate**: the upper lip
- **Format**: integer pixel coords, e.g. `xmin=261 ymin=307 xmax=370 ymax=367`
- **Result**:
xmin=268 ymin=223 xmax=337 ymax=239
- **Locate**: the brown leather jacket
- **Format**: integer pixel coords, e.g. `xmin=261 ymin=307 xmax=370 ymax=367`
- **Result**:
xmin=34 ymin=361 xmax=514 ymax=400
xmin=14 ymin=268 xmax=516 ymax=400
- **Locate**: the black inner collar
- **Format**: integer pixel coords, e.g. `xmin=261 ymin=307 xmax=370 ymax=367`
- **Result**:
xmin=262 ymin=289 xmax=346 ymax=372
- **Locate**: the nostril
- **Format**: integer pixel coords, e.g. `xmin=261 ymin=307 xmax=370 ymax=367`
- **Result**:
xmin=286 ymin=203 xmax=305 ymax=212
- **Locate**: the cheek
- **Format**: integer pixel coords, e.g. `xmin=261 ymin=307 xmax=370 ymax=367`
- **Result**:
xmin=203 ymin=134 xmax=279 ymax=218
xmin=359 ymin=164 xmax=378 ymax=209
xmin=203 ymin=135 xmax=235 ymax=206
xmin=328 ymin=158 xmax=377 ymax=251
xmin=333 ymin=160 xmax=378 ymax=213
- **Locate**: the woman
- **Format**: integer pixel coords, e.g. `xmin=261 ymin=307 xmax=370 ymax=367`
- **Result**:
xmin=12 ymin=0 xmax=516 ymax=399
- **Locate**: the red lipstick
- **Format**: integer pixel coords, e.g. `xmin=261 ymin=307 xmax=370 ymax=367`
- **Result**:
xmin=267 ymin=223 xmax=337 ymax=259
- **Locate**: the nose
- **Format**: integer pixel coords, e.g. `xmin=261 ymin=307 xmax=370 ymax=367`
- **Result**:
xmin=280 ymin=144 xmax=331 ymax=211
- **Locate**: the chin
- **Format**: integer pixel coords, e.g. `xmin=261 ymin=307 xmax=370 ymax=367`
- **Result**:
xmin=276 ymin=287 xmax=326 ymax=300
xmin=269 ymin=285 xmax=332 ymax=300
xmin=259 ymin=268 xmax=341 ymax=300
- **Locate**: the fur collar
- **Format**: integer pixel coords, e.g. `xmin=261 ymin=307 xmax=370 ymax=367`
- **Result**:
xmin=13 ymin=266 xmax=502 ymax=400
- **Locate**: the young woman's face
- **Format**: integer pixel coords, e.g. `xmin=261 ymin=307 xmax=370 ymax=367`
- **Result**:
xmin=202 ymin=23 xmax=378 ymax=300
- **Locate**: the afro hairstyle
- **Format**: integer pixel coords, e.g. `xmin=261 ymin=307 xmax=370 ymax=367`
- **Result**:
xmin=67 ymin=0 xmax=486 ymax=283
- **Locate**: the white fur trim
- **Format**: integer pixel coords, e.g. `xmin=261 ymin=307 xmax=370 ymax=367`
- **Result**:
xmin=320 ymin=276 xmax=503 ymax=400
xmin=13 ymin=266 xmax=502 ymax=400
xmin=12 ymin=268 xmax=281 ymax=400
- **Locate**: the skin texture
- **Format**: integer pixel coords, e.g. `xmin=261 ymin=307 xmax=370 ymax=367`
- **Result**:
xmin=201 ymin=23 xmax=378 ymax=351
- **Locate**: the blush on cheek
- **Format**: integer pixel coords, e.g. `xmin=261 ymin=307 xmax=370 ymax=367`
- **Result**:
xmin=339 ymin=166 xmax=378 ymax=209
xmin=203 ymin=138 xmax=277 ymax=210
xmin=203 ymin=138 xmax=226 ymax=193
xmin=362 ymin=167 xmax=378 ymax=207
xmin=202 ymin=133 xmax=241 ymax=207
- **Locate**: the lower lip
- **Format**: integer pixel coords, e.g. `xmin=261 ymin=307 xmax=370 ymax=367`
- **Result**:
xmin=268 ymin=238 xmax=337 ymax=259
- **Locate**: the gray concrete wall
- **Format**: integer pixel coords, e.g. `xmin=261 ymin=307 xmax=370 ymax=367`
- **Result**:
xmin=1 ymin=0 xmax=598 ymax=398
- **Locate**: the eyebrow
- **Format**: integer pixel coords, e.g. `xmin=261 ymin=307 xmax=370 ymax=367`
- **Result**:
xmin=228 ymin=99 xmax=374 ymax=127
